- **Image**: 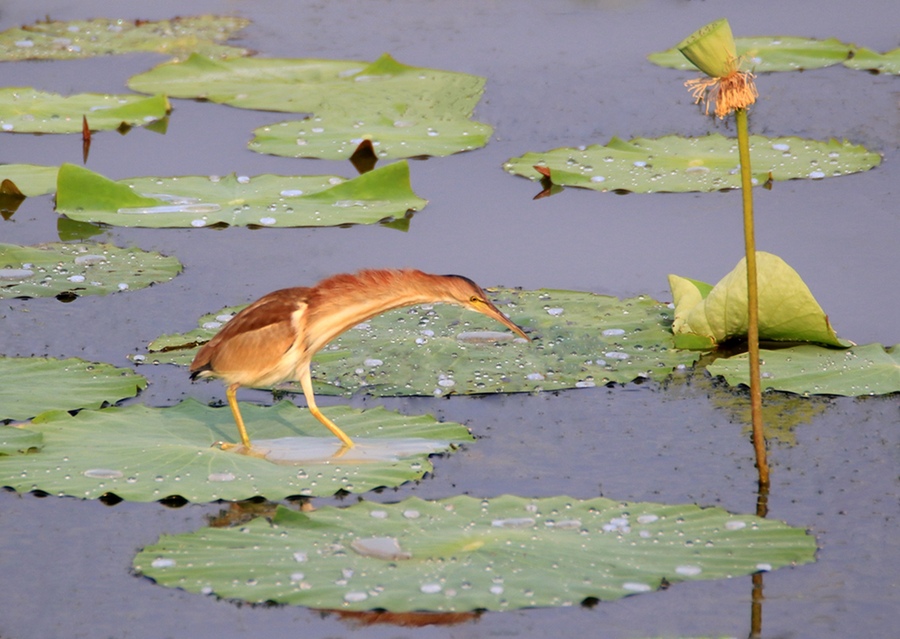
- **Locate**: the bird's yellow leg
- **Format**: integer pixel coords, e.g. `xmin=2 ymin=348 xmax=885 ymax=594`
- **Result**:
xmin=226 ymin=383 xmax=252 ymax=449
xmin=298 ymin=367 xmax=355 ymax=448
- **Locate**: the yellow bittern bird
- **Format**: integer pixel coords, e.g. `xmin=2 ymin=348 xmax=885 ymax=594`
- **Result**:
xmin=190 ymin=269 xmax=529 ymax=450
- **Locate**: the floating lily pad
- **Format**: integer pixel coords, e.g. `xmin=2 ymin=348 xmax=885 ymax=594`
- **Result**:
xmin=0 ymin=241 xmax=182 ymax=299
xmin=0 ymin=356 xmax=147 ymax=422
xmin=250 ymin=111 xmax=492 ymax=161
xmin=138 ymin=289 xmax=696 ymax=394
xmin=0 ymin=16 xmax=250 ymax=62
xmin=130 ymin=53 xmax=492 ymax=159
xmin=0 ymin=400 xmax=473 ymax=501
xmin=134 ymin=494 xmax=816 ymax=612
xmin=0 ymin=89 xmax=170 ymax=134
xmin=843 ymin=47 xmax=900 ymax=74
xmin=709 ymin=343 xmax=900 ymax=396
xmin=55 ymin=162 xmax=426 ymax=228
xmin=668 ymin=252 xmax=850 ymax=350
xmin=649 ymin=36 xmax=854 ymax=72
xmin=0 ymin=164 xmax=59 ymax=196
xmin=0 ymin=426 xmax=43 ymax=454
xmin=504 ymin=134 xmax=880 ymax=193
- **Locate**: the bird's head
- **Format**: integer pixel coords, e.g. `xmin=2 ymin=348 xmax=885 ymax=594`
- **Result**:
xmin=442 ymin=274 xmax=530 ymax=341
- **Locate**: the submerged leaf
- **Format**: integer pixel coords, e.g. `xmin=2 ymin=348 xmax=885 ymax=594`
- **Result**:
xmin=504 ymin=134 xmax=880 ymax=193
xmin=709 ymin=343 xmax=900 ymax=396
xmin=0 ymin=89 xmax=170 ymax=134
xmin=134 ymin=495 xmax=816 ymax=611
xmin=0 ymin=400 xmax=473 ymax=501
xmin=55 ymin=162 xmax=426 ymax=228
xmin=0 ymin=16 xmax=250 ymax=61
xmin=669 ymin=252 xmax=850 ymax=350
xmin=0 ymin=356 xmax=146 ymax=421
xmin=137 ymin=289 xmax=695 ymax=393
xmin=0 ymin=241 xmax=182 ymax=299
xmin=650 ymin=36 xmax=855 ymax=72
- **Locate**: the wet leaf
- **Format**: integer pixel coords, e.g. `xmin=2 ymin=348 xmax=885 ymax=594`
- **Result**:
xmin=0 ymin=164 xmax=58 ymax=196
xmin=130 ymin=53 xmax=492 ymax=159
xmin=0 ymin=89 xmax=170 ymax=134
xmin=136 ymin=289 xmax=696 ymax=394
xmin=0 ymin=16 xmax=250 ymax=62
xmin=0 ymin=400 xmax=473 ymax=501
xmin=843 ymin=47 xmax=900 ymax=74
xmin=504 ymin=134 xmax=880 ymax=193
xmin=668 ymin=252 xmax=850 ymax=350
xmin=709 ymin=343 xmax=900 ymax=396
xmin=0 ymin=426 xmax=43 ymax=454
xmin=134 ymin=495 xmax=816 ymax=611
xmin=0 ymin=356 xmax=147 ymax=421
xmin=0 ymin=241 xmax=182 ymax=299
xmin=649 ymin=36 xmax=854 ymax=72
xmin=55 ymin=162 xmax=426 ymax=228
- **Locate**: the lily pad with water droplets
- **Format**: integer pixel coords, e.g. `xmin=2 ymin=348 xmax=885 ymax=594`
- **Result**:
xmin=134 ymin=494 xmax=816 ymax=612
xmin=0 ymin=89 xmax=170 ymax=134
xmin=648 ymin=36 xmax=855 ymax=72
xmin=0 ymin=164 xmax=59 ymax=196
xmin=0 ymin=241 xmax=182 ymax=300
xmin=55 ymin=162 xmax=426 ymax=228
xmin=0 ymin=16 xmax=250 ymax=62
xmin=129 ymin=53 xmax=492 ymax=159
xmin=0 ymin=400 xmax=473 ymax=501
xmin=669 ymin=252 xmax=851 ymax=350
xmin=504 ymin=134 xmax=880 ymax=193
xmin=0 ymin=426 xmax=43 ymax=454
xmin=0 ymin=356 xmax=147 ymax=422
xmin=136 ymin=289 xmax=696 ymax=394
xmin=709 ymin=343 xmax=900 ymax=397
xmin=842 ymin=47 xmax=900 ymax=75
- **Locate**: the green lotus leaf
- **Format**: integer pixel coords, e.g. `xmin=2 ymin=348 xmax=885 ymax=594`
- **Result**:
xmin=250 ymin=111 xmax=492 ymax=161
xmin=134 ymin=494 xmax=816 ymax=612
xmin=669 ymin=252 xmax=850 ymax=350
xmin=55 ymin=161 xmax=426 ymax=228
xmin=504 ymin=134 xmax=880 ymax=193
xmin=842 ymin=47 xmax=900 ymax=74
xmin=136 ymin=288 xmax=696 ymax=394
xmin=0 ymin=426 xmax=43 ymax=454
xmin=129 ymin=53 xmax=492 ymax=159
xmin=0 ymin=400 xmax=473 ymax=501
xmin=0 ymin=16 xmax=250 ymax=62
xmin=0 ymin=241 xmax=182 ymax=299
xmin=709 ymin=343 xmax=900 ymax=396
xmin=649 ymin=36 xmax=854 ymax=72
xmin=0 ymin=164 xmax=59 ymax=196
xmin=0 ymin=356 xmax=147 ymax=422
xmin=0 ymin=89 xmax=170 ymax=134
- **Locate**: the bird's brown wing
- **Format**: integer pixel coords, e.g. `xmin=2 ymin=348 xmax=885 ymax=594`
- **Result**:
xmin=190 ymin=288 xmax=309 ymax=382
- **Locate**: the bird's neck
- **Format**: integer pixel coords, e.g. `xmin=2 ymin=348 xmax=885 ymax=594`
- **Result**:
xmin=303 ymin=270 xmax=456 ymax=355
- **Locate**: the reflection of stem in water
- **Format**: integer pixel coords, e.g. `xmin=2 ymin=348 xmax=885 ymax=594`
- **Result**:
xmin=750 ymin=486 xmax=769 ymax=638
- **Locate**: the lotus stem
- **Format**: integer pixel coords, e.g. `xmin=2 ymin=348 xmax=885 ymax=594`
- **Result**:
xmin=735 ymin=107 xmax=769 ymax=489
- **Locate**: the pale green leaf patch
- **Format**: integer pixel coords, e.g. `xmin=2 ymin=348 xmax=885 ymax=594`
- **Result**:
xmin=649 ymin=36 xmax=855 ymax=72
xmin=0 ymin=89 xmax=170 ymax=134
xmin=0 ymin=400 xmax=474 ymax=501
xmin=134 ymin=494 xmax=816 ymax=611
xmin=669 ymin=252 xmax=850 ymax=350
xmin=55 ymin=161 xmax=426 ymax=228
xmin=0 ymin=16 xmax=250 ymax=62
xmin=504 ymin=134 xmax=880 ymax=193
xmin=0 ymin=164 xmax=58 ymax=196
xmin=0 ymin=356 xmax=147 ymax=422
xmin=0 ymin=241 xmax=182 ymax=299
xmin=709 ymin=343 xmax=900 ymax=396
xmin=0 ymin=426 xmax=43 ymax=455
xmin=843 ymin=47 xmax=900 ymax=74
xmin=136 ymin=289 xmax=696 ymax=394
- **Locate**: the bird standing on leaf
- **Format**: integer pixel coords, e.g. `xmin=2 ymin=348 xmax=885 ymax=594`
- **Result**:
xmin=190 ymin=269 xmax=530 ymax=451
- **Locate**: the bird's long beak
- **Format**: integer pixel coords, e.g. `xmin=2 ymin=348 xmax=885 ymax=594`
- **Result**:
xmin=480 ymin=300 xmax=530 ymax=341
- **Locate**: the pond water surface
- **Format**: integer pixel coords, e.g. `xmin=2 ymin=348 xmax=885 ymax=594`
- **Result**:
xmin=0 ymin=1 xmax=897 ymax=638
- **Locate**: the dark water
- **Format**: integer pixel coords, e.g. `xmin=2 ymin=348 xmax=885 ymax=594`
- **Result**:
xmin=0 ymin=1 xmax=897 ymax=638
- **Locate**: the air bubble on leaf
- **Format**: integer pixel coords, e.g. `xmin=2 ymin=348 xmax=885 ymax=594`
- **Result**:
xmin=208 ymin=472 xmax=236 ymax=482
xmin=0 ymin=269 xmax=34 ymax=280
xmin=350 ymin=536 xmax=412 ymax=561
xmin=623 ymin=582 xmax=652 ymax=592
xmin=420 ymin=583 xmax=442 ymax=594
xmin=344 ymin=591 xmax=368 ymax=602
xmin=725 ymin=520 xmax=747 ymax=531
xmin=236 ymin=176 xmax=250 ymax=184
xmin=259 ymin=217 xmax=277 ymax=225
xmin=280 ymin=189 xmax=303 ymax=197
xmin=492 ymin=517 xmax=535 ymax=528
xmin=602 ymin=328 xmax=626 ymax=336
xmin=675 ymin=565 xmax=702 ymax=576
xmin=83 ymin=468 xmax=123 ymax=479
xmin=151 ymin=558 xmax=175 ymax=569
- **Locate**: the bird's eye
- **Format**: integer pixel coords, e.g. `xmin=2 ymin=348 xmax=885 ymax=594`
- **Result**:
xmin=469 ymin=296 xmax=481 ymax=304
